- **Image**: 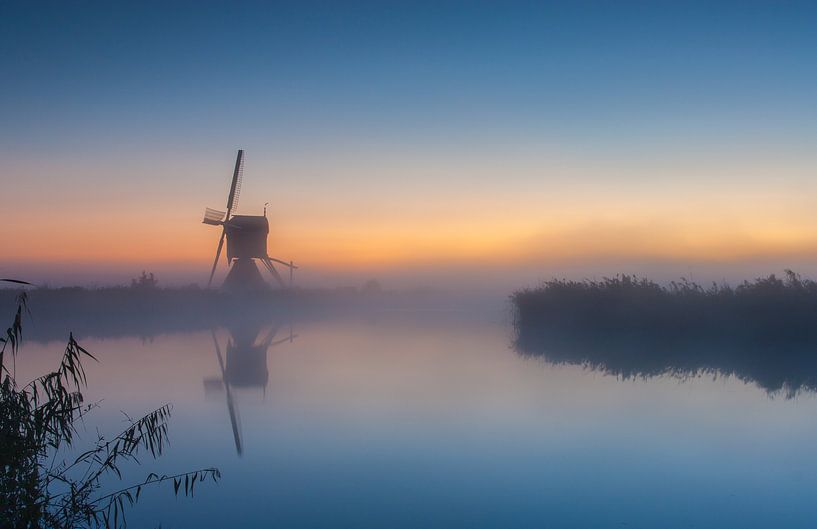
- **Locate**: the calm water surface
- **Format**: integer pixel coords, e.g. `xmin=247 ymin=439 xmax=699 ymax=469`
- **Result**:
xmin=19 ymin=310 xmax=817 ymax=528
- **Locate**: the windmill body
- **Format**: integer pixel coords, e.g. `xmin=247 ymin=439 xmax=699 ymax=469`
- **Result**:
xmin=203 ymin=150 xmax=297 ymax=291
xmin=225 ymin=215 xmax=269 ymax=261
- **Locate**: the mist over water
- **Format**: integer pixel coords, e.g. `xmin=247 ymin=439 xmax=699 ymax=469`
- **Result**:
xmin=10 ymin=257 xmax=817 ymax=299
xmin=9 ymin=292 xmax=817 ymax=528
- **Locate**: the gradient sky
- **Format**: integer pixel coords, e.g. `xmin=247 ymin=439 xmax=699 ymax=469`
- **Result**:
xmin=2 ymin=1 xmax=817 ymax=288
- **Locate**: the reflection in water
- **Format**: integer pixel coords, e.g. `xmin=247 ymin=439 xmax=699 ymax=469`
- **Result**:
xmin=10 ymin=309 xmax=817 ymax=528
xmin=514 ymin=321 xmax=817 ymax=395
xmin=204 ymin=320 xmax=296 ymax=455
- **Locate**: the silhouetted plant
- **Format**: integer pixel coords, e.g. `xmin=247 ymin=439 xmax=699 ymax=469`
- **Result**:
xmin=0 ymin=280 xmax=220 ymax=528
xmin=130 ymin=271 xmax=158 ymax=291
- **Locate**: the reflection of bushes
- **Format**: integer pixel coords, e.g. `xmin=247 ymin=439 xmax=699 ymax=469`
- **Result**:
xmin=0 ymin=289 xmax=219 ymax=528
xmin=512 ymin=271 xmax=817 ymax=395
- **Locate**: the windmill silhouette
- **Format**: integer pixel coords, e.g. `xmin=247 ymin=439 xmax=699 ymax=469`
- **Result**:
xmin=203 ymin=149 xmax=297 ymax=290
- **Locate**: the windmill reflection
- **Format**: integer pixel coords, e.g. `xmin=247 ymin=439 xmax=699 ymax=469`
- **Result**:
xmin=204 ymin=321 xmax=296 ymax=455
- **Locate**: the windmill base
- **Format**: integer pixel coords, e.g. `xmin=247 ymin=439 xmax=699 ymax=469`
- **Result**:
xmin=222 ymin=258 xmax=270 ymax=293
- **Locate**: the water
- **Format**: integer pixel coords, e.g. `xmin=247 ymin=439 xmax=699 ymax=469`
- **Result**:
xmin=17 ymin=309 xmax=817 ymax=528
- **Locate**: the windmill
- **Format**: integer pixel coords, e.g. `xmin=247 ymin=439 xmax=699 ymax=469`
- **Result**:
xmin=203 ymin=149 xmax=297 ymax=290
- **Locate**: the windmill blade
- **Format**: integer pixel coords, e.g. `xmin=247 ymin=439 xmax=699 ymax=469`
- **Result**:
xmin=260 ymin=323 xmax=281 ymax=347
xmin=225 ymin=149 xmax=244 ymax=216
xmin=202 ymin=207 xmax=226 ymax=225
xmin=269 ymin=335 xmax=297 ymax=348
xmin=261 ymin=323 xmax=297 ymax=348
xmin=212 ymin=330 xmax=243 ymax=456
xmin=207 ymin=229 xmax=227 ymax=288
xmin=211 ymin=330 xmax=227 ymax=382
xmin=268 ymin=257 xmax=298 ymax=269
xmin=261 ymin=258 xmax=286 ymax=288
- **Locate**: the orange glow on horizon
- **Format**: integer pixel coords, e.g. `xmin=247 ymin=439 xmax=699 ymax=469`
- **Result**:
xmin=8 ymin=208 xmax=817 ymax=271
xmin=6 ymin=154 xmax=817 ymax=275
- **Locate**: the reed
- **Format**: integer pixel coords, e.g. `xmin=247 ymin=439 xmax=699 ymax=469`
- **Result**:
xmin=0 ymin=281 xmax=219 ymax=529
xmin=512 ymin=271 xmax=817 ymax=394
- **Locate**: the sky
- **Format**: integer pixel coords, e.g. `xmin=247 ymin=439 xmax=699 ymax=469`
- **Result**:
xmin=2 ymin=1 xmax=817 ymax=289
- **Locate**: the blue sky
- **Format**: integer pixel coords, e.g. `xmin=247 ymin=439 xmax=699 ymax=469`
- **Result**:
xmin=4 ymin=1 xmax=816 ymax=151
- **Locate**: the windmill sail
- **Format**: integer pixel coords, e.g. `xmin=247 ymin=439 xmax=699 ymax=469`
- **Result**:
xmin=268 ymin=257 xmax=298 ymax=269
xmin=211 ymin=330 xmax=243 ymax=455
xmin=203 ymin=208 xmax=226 ymax=225
xmin=226 ymin=150 xmax=244 ymax=215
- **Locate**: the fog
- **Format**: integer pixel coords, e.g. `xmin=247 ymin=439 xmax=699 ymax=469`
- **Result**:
xmin=7 ymin=256 xmax=817 ymax=298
